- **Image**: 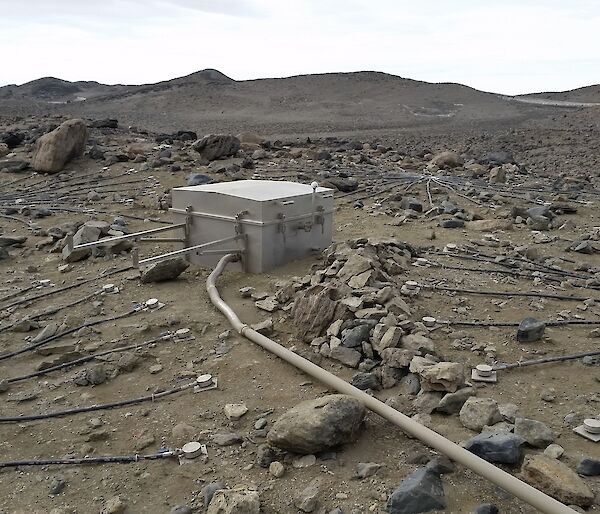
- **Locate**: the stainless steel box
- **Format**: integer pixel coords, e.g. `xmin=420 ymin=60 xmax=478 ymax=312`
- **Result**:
xmin=170 ymin=180 xmax=334 ymax=273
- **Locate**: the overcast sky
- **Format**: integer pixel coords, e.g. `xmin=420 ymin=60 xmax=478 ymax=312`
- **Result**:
xmin=1 ymin=0 xmax=598 ymax=94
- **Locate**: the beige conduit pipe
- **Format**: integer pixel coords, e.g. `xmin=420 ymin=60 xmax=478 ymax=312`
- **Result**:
xmin=207 ymin=254 xmax=577 ymax=514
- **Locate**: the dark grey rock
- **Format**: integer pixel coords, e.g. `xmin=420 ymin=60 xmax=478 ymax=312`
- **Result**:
xmin=387 ymin=467 xmax=446 ymax=514
xmin=187 ymin=173 xmax=213 ymax=186
xmin=463 ymin=432 xmax=525 ymax=465
xmin=480 ymin=151 xmax=514 ymax=165
xmin=441 ymin=219 xmax=464 ymax=229
xmin=192 ymin=134 xmax=240 ymax=161
xmin=350 ymin=372 xmax=381 ymax=391
xmin=140 ymin=257 xmax=189 ymax=283
xmin=472 ymin=504 xmax=499 ymax=514
xmin=255 ymin=443 xmax=285 ymax=468
xmin=576 ymin=458 xmax=600 ymax=476
xmin=441 ymin=201 xmax=458 ymax=214
xmin=436 ymin=387 xmax=475 ymax=415
xmin=202 ymin=481 xmax=224 ymax=509
xmin=425 ymin=456 xmax=455 ymax=475
xmin=49 ymin=476 xmax=66 ymax=495
xmin=516 ymin=317 xmax=545 ymax=342
xmin=342 ymin=324 xmax=371 ymax=348
xmin=400 ymin=197 xmax=423 ymax=213
xmin=514 ymin=417 xmax=554 ymax=448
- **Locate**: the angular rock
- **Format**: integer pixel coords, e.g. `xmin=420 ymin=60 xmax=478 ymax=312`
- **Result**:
xmin=140 ymin=258 xmax=189 ymax=283
xmin=207 ymin=486 xmax=260 ymax=514
xmin=294 ymin=479 xmax=320 ymax=513
xmin=459 ymin=397 xmax=502 ymax=431
xmin=520 ymin=455 xmax=593 ymax=507
xmin=463 ymin=432 xmax=525 ymax=465
xmin=329 ymin=346 xmax=362 ymax=368
xmin=202 ymin=482 xmax=225 ymax=509
xmin=576 ymin=458 xmax=600 ymax=476
xmin=418 ymin=362 xmax=464 ymax=393
xmin=292 ymin=285 xmax=338 ymax=341
xmin=267 ymin=394 xmax=365 ymax=454
xmin=224 ymin=403 xmax=248 ymax=420
xmin=350 ymin=372 xmax=381 ymax=390
xmin=192 ymin=134 xmax=240 ymax=161
xmin=401 ymin=334 xmax=435 ymax=353
xmin=355 ymin=462 xmax=382 ymax=479
xmin=32 ymin=119 xmax=88 ymax=173
xmin=435 ymin=387 xmax=475 ymax=415
xmin=374 ymin=326 xmax=403 ymax=354
xmin=517 ymin=317 xmax=545 ymax=342
xmin=387 ymin=467 xmax=446 ymax=514
xmin=514 ymin=417 xmax=554 ymax=448
xmin=431 ymin=151 xmax=463 ymax=168
xmin=342 ymin=324 xmax=371 ymax=348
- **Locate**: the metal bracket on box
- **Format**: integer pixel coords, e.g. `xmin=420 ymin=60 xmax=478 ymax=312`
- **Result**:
xmin=67 ymin=211 xmax=246 ymax=269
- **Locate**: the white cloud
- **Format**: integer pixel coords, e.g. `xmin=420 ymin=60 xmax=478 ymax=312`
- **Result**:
xmin=1 ymin=0 xmax=598 ymax=94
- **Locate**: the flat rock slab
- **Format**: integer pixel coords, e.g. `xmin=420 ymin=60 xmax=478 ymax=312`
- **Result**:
xmin=520 ymin=455 xmax=593 ymax=507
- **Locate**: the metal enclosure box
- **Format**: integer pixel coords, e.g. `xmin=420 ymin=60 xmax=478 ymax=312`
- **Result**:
xmin=170 ymin=180 xmax=334 ymax=273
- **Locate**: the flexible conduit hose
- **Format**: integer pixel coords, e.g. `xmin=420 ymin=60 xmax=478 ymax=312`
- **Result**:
xmin=207 ymin=253 xmax=577 ymax=514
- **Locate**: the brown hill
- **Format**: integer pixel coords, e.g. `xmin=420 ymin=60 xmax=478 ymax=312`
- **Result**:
xmin=0 ymin=69 xmax=578 ymax=135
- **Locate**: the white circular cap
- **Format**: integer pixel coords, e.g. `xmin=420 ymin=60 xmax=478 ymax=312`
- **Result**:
xmin=416 ymin=258 xmax=429 ymax=264
xmin=583 ymin=418 xmax=600 ymax=434
xmin=146 ymin=298 xmax=159 ymax=308
xmin=422 ymin=316 xmax=436 ymax=326
xmin=445 ymin=243 xmax=457 ymax=250
xmin=181 ymin=441 xmax=203 ymax=458
xmin=196 ymin=374 xmax=213 ymax=387
xmin=175 ymin=328 xmax=190 ymax=338
xmin=476 ymin=364 xmax=493 ymax=376
xmin=103 ymin=283 xmax=115 ymax=291
xmin=310 ymin=181 xmax=319 ymax=190
xmin=405 ymin=280 xmax=419 ymax=288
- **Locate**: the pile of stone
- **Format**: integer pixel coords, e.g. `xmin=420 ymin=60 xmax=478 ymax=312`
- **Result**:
xmin=248 ymin=239 xmax=466 ymax=399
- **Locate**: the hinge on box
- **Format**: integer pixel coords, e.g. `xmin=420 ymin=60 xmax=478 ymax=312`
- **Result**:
xmin=235 ymin=210 xmax=248 ymax=236
xmin=315 ymin=206 xmax=325 ymax=234
xmin=277 ymin=212 xmax=287 ymax=244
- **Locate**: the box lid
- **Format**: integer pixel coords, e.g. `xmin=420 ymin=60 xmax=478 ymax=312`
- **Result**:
xmin=173 ymin=180 xmax=332 ymax=202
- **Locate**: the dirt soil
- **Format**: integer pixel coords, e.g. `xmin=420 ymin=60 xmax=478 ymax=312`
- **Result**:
xmin=1 ymin=84 xmax=600 ymax=514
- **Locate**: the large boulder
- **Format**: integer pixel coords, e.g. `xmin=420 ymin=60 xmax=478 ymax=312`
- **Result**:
xmin=520 ymin=455 xmax=593 ymax=507
xmin=192 ymin=134 xmax=240 ymax=161
xmin=267 ymin=394 xmax=365 ymax=454
xmin=31 ymin=119 xmax=88 ymax=173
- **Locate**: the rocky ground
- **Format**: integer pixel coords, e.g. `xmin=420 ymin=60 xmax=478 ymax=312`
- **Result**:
xmin=1 ymin=107 xmax=600 ymax=514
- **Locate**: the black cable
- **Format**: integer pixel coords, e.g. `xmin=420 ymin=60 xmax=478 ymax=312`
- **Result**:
xmin=6 ymin=332 xmax=175 ymax=383
xmin=0 ymin=381 xmax=195 ymax=423
xmin=0 ymin=266 xmax=132 ymax=311
xmin=438 ymin=318 xmax=600 ymax=327
xmin=0 ymin=308 xmax=140 ymax=361
xmin=0 ymin=451 xmax=177 ymax=468
xmin=495 ymin=349 xmax=600 ymax=371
